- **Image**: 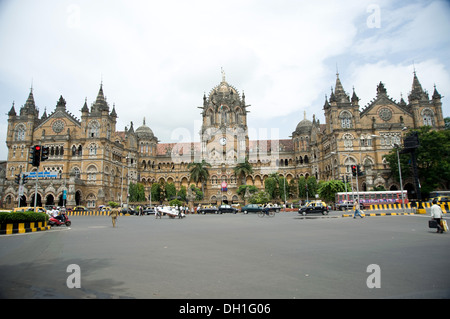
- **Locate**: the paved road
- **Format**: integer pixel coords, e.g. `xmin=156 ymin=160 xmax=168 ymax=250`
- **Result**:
xmin=0 ymin=212 xmax=449 ymax=299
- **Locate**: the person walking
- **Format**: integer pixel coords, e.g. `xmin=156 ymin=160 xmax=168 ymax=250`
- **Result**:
xmin=430 ymin=199 xmax=444 ymax=233
xmin=110 ymin=207 xmax=119 ymax=228
xmin=353 ymin=199 xmax=363 ymax=218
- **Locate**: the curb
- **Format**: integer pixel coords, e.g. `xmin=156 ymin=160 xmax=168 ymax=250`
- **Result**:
xmin=342 ymin=212 xmax=416 ymax=218
xmin=0 ymin=221 xmax=51 ymax=235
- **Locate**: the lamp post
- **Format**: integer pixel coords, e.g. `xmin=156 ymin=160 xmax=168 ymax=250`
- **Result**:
xmin=393 ymin=143 xmax=405 ymax=213
xmin=120 ymin=156 xmax=129 ymax=208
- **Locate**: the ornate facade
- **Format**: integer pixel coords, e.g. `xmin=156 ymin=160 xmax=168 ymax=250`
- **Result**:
xmin=2 ymin=71 xmax=445 ymax=208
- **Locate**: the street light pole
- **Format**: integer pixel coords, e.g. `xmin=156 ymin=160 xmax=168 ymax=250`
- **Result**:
xmin=394 ymin=143 xmax=405 ymax=213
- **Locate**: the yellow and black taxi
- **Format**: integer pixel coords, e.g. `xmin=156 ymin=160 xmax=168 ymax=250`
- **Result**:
xmin=298 ymin=201 xmax=329 ymax=216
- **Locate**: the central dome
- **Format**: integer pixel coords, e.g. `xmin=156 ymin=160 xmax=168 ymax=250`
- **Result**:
xmin=136 ymin=118 xmax=154 ymax=140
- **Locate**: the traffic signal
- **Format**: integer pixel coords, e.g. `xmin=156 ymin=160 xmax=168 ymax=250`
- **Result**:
xmin=41 ymin=146 xmax=49 ymax=162
xmin=351 ymin=165 xmax=357 ymax=177
xmin=30 ymin=145 xmax=41 ymax=167
xmin=14 ymin=174 xmax=21 ymax=184
xmin=22 ymin=174 xmax=28 ymax=184
xmin=357 ymin=165 xmax=364 ymax=176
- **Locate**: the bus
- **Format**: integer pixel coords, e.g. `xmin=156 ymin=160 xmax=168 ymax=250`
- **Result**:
xmin=335 ymin=190 xmax=408 ymax=209
xmin=429 ymin=191 xmax=450 ymax=198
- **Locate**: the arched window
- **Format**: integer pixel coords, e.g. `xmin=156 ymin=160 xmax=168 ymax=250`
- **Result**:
xmin=88 ymin=120 xmax=100 ymax=138
xmin=15 ymin=124 xmax=26 ymax=141
xmin=340 ymin=111 xmax=352 ymax=129
xmin=422 ymin=108 xmax=434 ymax=126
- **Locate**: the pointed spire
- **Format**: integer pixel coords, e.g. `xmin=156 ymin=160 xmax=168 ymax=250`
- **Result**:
xmin=56 ymin=95 xmax=66 ymax=110
xmin=323 ymin=94 xmax=330 ymax=108
xmin=8 ymin=101 xmax=16 ymax=116
xmin=110 ymin=103 xmax=117 ymax=117
xmin=432 ymin=84 xmax=441 ymax=100
xmin=334 ymin=72 xmax=350 ymax=102
xmin=351 ymin=86 xmax=359 ymax=104
xmin=41 ymin=107 xmax=47 ymax=119
xmin=93 ymin=83 xmax=109 ymax=112
xmin=81 ymin=97 xmax=89 ymax=113
xmin=409 ymin=70 xmax=425 ymax=101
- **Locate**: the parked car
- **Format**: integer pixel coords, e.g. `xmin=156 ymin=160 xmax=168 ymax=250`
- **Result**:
xmin=13 ymin=206 xmax=47 ymax=213
xmin=298 ymin=201 xmax=329 ymax=216
xmin=143 ymin=207 xmax=156 ymax=215
xmin=263 ymin=204 xmax=281 ymax=213
xmin=336 ymin=200 xmax=354 ymax=211
xmin=198 ymin=206 xmax=219 ymax=214
xmin=218 ymin=205 xmax=238 ymax=214
xmin=241 ymin=204 xmax=262 ymax=214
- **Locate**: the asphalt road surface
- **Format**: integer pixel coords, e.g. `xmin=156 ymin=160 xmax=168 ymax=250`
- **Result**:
xmin=0 ymin=211 xmax=449 ymax=299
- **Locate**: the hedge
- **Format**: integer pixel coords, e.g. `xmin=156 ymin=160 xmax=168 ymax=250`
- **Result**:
xmin=0 ymin=212 xmax=49 ymax=224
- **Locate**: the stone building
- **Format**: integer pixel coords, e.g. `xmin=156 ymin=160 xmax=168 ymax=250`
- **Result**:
xmin=2 ymin=71 xmax=445 ymax=208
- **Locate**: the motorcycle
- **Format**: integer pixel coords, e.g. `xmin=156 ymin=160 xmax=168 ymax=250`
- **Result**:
xmin=48 ymin=212 xmax=72 ymax=227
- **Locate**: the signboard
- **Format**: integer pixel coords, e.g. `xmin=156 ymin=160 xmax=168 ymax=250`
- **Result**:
xmin=26 ymin=171 xmax=58 ymax=178
xmin=221 ymin=182 xmax=227 ymax=191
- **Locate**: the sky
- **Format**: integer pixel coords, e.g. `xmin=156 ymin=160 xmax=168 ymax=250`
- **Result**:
xmin=0 ymin=0 xmax=449 ymax=159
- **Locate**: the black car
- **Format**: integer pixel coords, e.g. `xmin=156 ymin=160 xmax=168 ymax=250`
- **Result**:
xmin=241 ymin=204 xmax=262 ymax=214
xmin=198 ymin=207 xmax=219 ymax=214
xmin=143 ymin=207 xmax=156 ymax=215
xmin=298 ymin=201 xmax=329 ymax=216
xmin=218 ymin=205 xmax=238 ymax=214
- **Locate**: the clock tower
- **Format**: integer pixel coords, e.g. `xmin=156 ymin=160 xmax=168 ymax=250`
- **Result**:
xmin=199 ymin=70 xmax=249 ymax=166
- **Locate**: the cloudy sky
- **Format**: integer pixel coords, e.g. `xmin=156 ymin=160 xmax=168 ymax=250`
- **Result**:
xmin=0 ymin=0 xmax=449 ymax=159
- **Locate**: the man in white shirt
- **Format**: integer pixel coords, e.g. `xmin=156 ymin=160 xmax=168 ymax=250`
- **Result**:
xmin=431 ymin=199 xmax=444 ymax=233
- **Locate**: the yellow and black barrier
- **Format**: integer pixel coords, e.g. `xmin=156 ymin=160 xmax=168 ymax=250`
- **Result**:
xmin=342 ymin=212 xmax=415 ymax=218
xmin=369 ymin=203 xmax=412 ymax=210
xmin=0 ymin=221 xmax=50 ymax=235
xmin=368 ymin=202 xmax=449 ymax=214
xmin=67 ymin=210 xmax=133 ymax=216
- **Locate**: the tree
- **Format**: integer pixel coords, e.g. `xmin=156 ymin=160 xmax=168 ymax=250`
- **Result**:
xmin=249 ymin=190 xmax=270 ymax=205
xmin=318 ymin=180 xmax=346 ymax=203
xmin=151 ymin=183 xmax=163 ymax=203
xmin=264 ymin=174 xmax=279 ymax=200
xmin=188 ymin=160 xmax=211 ymax=194
xmin=177 ymin=185 xmax=187 ymax=202
xmin=129 ymin=182 xmax=145 ymax=202
xmin=233 ymin=158 xmax=253 ymax=185
xmin=383 ymin=127 xmax=450 ymax=198
xmin=165 ymin=182 xmax=177 ymax=201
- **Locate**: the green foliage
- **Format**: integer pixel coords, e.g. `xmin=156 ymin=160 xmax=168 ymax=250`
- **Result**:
xmin=237 ymin=185 xmax=258 ymax=199
xmin=190 ymin=184 xmax=204 ymax=201
xmin=188 ymin=160 xmax=211 ymax=193
xmin=233 ymin=158 xmax=253 ymax=184
xmin=108 ymin=201 xmax=119 ymax=208
xmin=129 ymin=182 xmax=145 ymax=202
xmin=249 ymin=191 xmax=270 ymax=204
xmin=169 ymin=199 xmax=183 ymax=206
xmin=298 ymin=176 xmax=319 ymax=199
xmin=177 ymin=185 xmax=187 ymax=202
xmin=383 ymin=127 xmax=450 ymax=198
xmin=318 ymin=180 xmax=347 ymax=203
xmin=165 ymin=183 xmax=177 ymax=200
xmin=151 ymin=183 xmax=163 ymax=202
xmin=264 ymin=176 xmax=278 ymax=199
xmin=0 ymin=212 xmax=48 ymax=224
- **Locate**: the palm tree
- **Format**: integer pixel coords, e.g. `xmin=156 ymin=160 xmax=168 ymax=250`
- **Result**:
xmin=233 ymin=158 xmax=253 ymax=185
xmin=187 ymin=160 xmax=211 ymax=194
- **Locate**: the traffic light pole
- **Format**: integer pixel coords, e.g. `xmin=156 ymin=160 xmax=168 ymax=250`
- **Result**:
xmin=34 ymin=172 xmax=38 ymax=210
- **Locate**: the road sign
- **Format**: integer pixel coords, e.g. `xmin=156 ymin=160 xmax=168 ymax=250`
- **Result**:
xmin=26 ymin=171 xmax=58 ymax=179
